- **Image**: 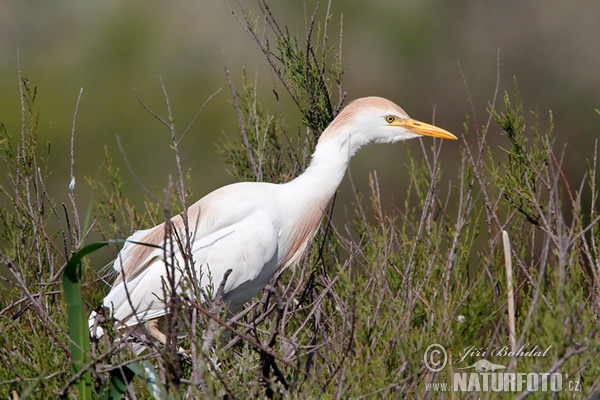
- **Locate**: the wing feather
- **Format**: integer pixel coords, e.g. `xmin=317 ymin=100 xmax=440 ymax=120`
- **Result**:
xmin=102 ymin=182 xmax=280 ymax=327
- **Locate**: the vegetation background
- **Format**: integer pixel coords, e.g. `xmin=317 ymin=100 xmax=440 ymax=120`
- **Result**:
xmin=1 ymin=0 xmax=599 ymax=398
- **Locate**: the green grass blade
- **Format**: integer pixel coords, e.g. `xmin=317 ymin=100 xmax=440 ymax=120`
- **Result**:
xmin=63 ymin=241 xmax=109 ymax=399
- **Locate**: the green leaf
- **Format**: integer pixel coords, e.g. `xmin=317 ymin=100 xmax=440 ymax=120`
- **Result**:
xmin=99 ymin=362 xmax=171 ymax=400
xmin=99 ymin=364 xmax=137 ymax=400
xmin=63 ymin=241 xmax=110 ymax=399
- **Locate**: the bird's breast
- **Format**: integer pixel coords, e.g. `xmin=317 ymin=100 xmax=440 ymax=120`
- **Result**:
xmin=277 ymin=199 xmax=329 ymax=270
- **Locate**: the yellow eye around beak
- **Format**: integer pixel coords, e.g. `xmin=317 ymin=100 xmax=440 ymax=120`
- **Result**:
xmin=392 ymin=118 xmax=457 ymax=140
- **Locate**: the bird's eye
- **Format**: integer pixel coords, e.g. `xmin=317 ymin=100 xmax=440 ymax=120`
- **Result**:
xmin=385 ymin=115 xmax=395 ymax=123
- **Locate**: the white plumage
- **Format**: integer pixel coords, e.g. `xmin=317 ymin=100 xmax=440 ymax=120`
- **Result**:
xmin=89 ymin=96 xmax=456 ymax=352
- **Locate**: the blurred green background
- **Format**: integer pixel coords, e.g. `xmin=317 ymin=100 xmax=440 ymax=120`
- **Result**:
xmin=1 ymin=1 xmax=599 ymax=216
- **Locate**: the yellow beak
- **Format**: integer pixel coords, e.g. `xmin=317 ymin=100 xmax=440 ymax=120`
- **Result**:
xmin=393 ymin=118 xmax=457 ymax=140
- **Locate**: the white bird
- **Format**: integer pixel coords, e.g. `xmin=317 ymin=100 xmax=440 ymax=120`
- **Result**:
xmin=89 ymin=96 xmax=456 ymax=352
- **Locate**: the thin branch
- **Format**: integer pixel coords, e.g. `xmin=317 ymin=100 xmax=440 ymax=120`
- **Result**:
xmin=68 ymin=87 xmax=84 ymax=249
xmin=116 ymin=135 xmax=159 ymax=202
xmin=179 ymin=87 xmax=223 ymax=145
xmin=223 ymin=59 xmax=260 ymax=180
xmin=502 ymin=231 xmax=517 ymax=370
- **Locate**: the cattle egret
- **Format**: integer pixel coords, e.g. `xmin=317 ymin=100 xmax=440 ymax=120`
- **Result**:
xmin=89 ymin=96 xmax=456 ymax=352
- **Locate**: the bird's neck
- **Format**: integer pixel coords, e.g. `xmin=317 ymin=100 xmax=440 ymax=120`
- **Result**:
xmin=285 ymin=134 xmax=353 ymax=203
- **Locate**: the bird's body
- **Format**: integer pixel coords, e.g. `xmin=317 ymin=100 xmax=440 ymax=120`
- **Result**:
xmin=104 ymin=179 xmax=328 ymax=326
xmin=90 ymin=97 xmax=456 ymax=351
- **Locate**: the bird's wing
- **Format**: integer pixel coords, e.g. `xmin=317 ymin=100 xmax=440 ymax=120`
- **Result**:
xmin=102 ymin=183 xmax=280 ymax=326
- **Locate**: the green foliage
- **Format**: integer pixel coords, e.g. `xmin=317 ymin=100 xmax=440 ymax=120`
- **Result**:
xmin=0 ymin=78 xmax=81 ymax=397
xmin=243 ymin=1 xmax=343 ymax=138
xmin=491 ymin=81 xmax=553 ymax=226
xmin=275 ymin=21 xmax=342 ymax=136
xmin=220 ymin=72 xmax=293 ymax=183
xmin=1 ymin=2 xmax=599 ymax=399
xmin=220 ymin=0 xmax=345 ymax=186
xmin=85 ymin=147 xmax=149 ymax=240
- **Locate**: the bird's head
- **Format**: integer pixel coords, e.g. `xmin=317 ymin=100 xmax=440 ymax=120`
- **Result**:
xmin=320 ymin=96 xmax=457 ymax=154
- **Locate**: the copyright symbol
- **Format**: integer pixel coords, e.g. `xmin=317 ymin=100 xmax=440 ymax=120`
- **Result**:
xmin=424 ymin=343 xmax=447 ymax=372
